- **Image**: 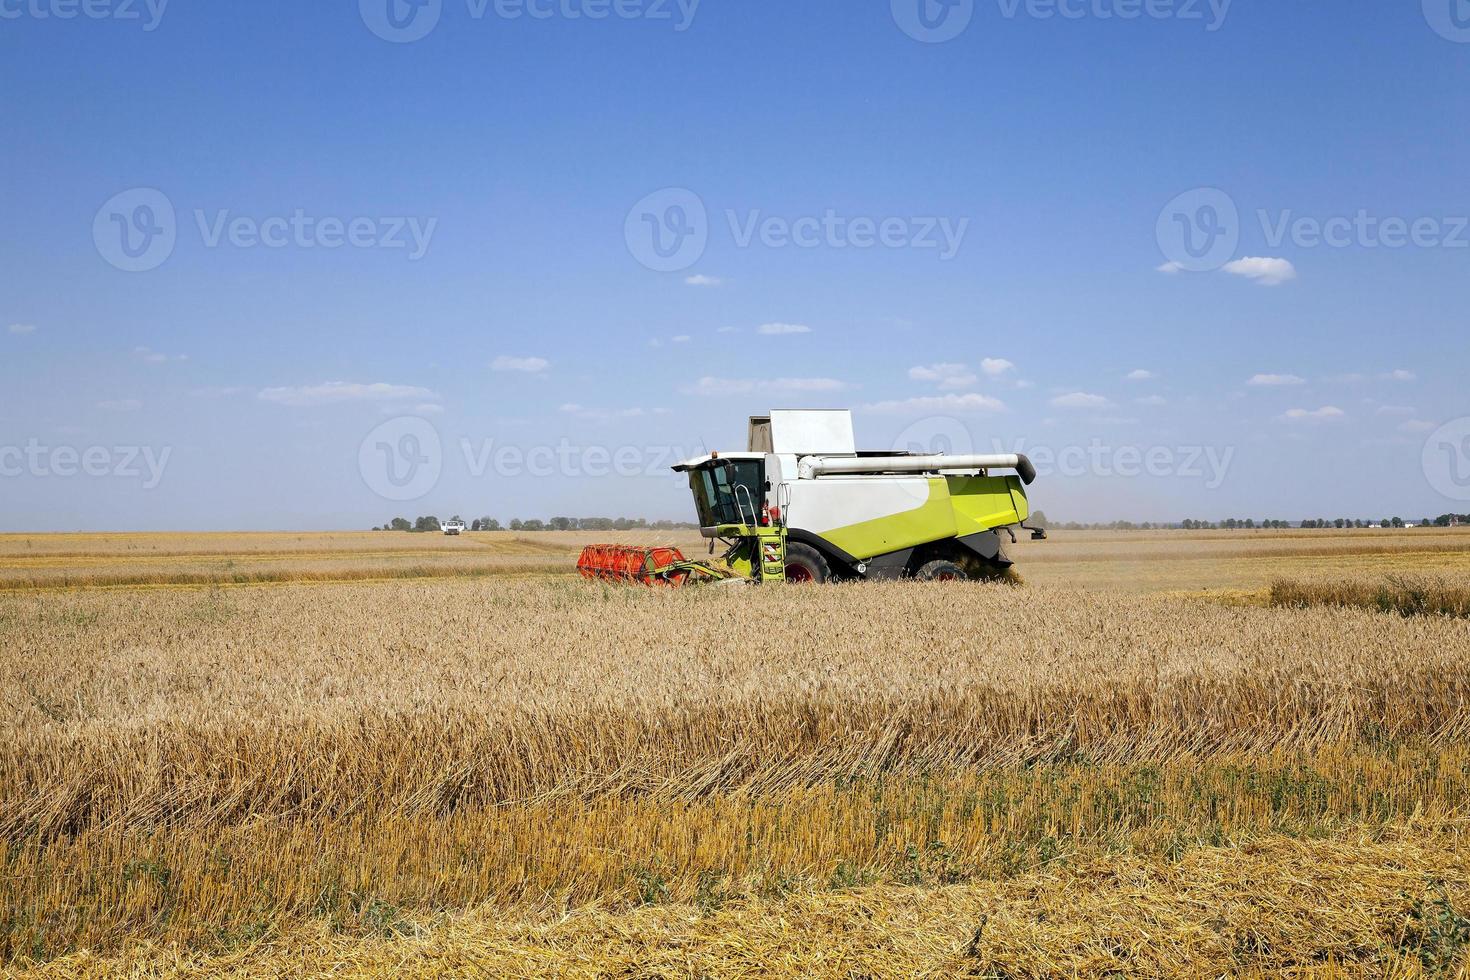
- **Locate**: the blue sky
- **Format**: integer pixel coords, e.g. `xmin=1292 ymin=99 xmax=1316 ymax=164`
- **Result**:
xmin=2 ymin=0 xmax=1467 ymax=530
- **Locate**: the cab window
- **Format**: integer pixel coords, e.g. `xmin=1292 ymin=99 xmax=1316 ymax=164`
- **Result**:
xmin=689 ymin=460 xmax=764 ymax=527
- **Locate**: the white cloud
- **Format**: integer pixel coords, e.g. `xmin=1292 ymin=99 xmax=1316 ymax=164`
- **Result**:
xmin=491 ymin=356 xmax=550 ymax=374
xmin=258 ymin=382 xmax=438 ymax=407
xmin=1222 ymin=256 xmax=1297 ymax=286
xmin=1135 ymin=395 xmax=1167 ymax=407
xmin=687 ymin=376 xmax=849 ymax=396
xmin=1383 ymin=369 xmax=1417 ymax=382
xmin=908 ymin=363 xmax=977 ymax=390
xmin=7 ymin=323 xmax=36 ymax=335
xmin=862 ymin=393 xmax=1007 ymax=415
xmin=753 ymin=377 xmax=848 ymax=393
xmin=757 ymin=322 xmax=812 ymax=336
xmin=1280 ymin=406 xmax=1345 ymax=422
xmin=1125 ymin=369 xmax=1155 ymax=382
xmin=980 ymin=358 xmax=1016 ymax=377
xmin=414 ymin=403 xmax=445 ymax=415
xmin=1398 ymin=419 xmax=1435 ymax=433
xmin=1155 ymin=261 xmax=1184 ymax=275
xmin=1374 ymin=405 xmax=1416 ymax=417
xmin=671 ymin=335 xmax=691 ymax=344
xmin=1247 ymin=373 xmax=1307 ymax=387
xmin=684 ymin=274 xmax=722 ymax=287
xmin=688 ymin=377 xmax=754 ymax=396
xmin=1050 ymin=392 xmax=1113 ymax=410
xmin=97 ymin=399 xmax=143 ymax=412
xmin=134 ymin=346 xmax=188 ymax=364
xmin=561 ymin=404 xmax=648 ymax=421
xmin=716 ymin=326 xmax=739 ymax=334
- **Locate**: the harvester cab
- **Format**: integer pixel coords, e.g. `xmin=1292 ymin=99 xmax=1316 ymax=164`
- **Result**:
xmin=679 ymin=452 xmax=789 ymax=584
xmin=578 ymin=409 xmax=1042 ymax=587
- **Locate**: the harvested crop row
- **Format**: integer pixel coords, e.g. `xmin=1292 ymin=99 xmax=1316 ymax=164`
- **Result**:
xmin=12 ymin=830 xmax=1469 ymax=978
xmin=1272 ymin=575 xmax=1470 ymax=618
xmin=4 ymin=577 xmax=1470 ymax=964
xmin=3 ymin=581 xmax=1470 ymax=837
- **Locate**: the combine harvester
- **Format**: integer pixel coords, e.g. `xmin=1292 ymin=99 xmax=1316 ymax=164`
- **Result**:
xmin=578 ymin=409 xmax=1044 ymax=586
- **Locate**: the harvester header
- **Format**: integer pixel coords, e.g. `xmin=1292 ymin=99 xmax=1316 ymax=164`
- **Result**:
xmin=578 ymin=409 xmax=1043 ymax=586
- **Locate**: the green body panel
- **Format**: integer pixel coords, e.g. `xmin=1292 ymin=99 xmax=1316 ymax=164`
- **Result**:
xmin=947 ymin=475 xmax=1031 ymax=533
xmin=819 ymin=475 xmax=1028 ymax=560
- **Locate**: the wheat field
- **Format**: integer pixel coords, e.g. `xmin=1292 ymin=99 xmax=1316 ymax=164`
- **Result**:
xmin=3 ymin=530 xmax=1470 ymax=977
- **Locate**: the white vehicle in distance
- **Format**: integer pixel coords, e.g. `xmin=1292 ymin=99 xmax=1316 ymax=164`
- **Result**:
xmin=441 ymin=520 xmax=467 ymax=536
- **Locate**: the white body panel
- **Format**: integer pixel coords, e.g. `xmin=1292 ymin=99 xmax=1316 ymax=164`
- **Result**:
xmin=781 ymin=474 xmax=933 ymax=536
xmin=749 ymin=410 xmax=856 ymax=456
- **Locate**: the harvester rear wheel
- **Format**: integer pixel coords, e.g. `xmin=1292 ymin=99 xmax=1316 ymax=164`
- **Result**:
xmin=784 ymin=543 xmax=831 ymax=584
xmin=917 ymin=560 xmax=968 ymax=582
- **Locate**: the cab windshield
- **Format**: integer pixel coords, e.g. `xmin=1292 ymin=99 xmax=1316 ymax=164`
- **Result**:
xmin=688 ymin=459 xmax=765 ymax=528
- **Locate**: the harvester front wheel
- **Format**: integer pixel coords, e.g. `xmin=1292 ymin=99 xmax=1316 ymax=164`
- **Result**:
xmin=784 ymin=543 xmax=831 ymax=584
xmin=917 ymin=560 xmax=968 ymax=582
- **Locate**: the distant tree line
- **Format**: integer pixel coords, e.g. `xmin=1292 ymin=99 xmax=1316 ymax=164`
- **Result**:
xmin=1048 ymin=518 xmax=1294 ymax=530
xmin=1293 ymin=515 xmax=1469 ymax=528
xmin=374 ymin=510 xmax=1468 ymax=533
xmin=1182 ymin=518 xmax=1293 ymax=530
xmin=1048 ymin=515 xmax=1468 ymax=530
xmin=372 ymin=516 xmax=698 ymax=532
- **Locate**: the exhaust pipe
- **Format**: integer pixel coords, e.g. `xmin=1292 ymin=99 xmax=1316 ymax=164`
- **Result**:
xmin=799 ymin=453 xmax=1037 ymax=485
